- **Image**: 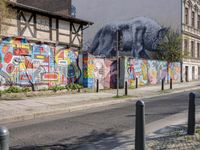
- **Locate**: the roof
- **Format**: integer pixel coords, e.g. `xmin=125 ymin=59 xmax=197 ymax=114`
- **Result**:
xmin=8 ymin=1 xmax=93 ymax=26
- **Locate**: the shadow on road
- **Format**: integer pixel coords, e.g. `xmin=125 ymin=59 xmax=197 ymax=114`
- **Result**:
xmin=11 ymin=128 xmax=133 ymax=150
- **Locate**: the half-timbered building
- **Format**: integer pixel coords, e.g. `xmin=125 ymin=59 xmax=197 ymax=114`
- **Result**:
xmin=1 ymin=0 xmax=93 ymax=49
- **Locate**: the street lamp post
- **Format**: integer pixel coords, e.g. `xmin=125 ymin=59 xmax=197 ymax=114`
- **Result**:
xmin=116 ymin=30 xmax=123 ymax=97
xmin=116 ymin=31 xmax=119 ymax=97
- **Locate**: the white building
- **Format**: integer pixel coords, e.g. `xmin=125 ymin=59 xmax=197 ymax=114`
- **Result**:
xmin=182 ymin=0 xmax=200 ymax=81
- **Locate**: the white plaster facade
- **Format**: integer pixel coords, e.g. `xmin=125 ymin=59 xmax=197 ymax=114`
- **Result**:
xmin=182 ymin=0 xmax=200 ymax=81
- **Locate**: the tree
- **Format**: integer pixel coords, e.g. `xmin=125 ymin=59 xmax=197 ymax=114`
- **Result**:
xmin=156 ymin=29 xmax=186 ymax=62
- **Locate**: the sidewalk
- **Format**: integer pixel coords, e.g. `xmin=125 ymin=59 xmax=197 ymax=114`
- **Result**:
xmin=0 ymin=81 xmax=200 ymax=124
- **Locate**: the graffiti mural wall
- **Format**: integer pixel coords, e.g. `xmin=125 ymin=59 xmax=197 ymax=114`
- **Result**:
xmin=0 ymin=37 xmax=181 ymax=89
xmin=93 ymin=58 xmax=117 ymax=89
xmin=125 ymin=58 xmax=180 ymax=87
xmin=126 ymin=59 xmax=148 ymax=87
xmin=0 ymin=37 xmax=81 ymax=88
xmin=83 ymin=54 xmax=117 ymax=89
xmin=83 ymin=53 xmax=94 ymax=88
xmin=87 ymin=17 xmax=168 ymax=59
xmin=168 ymin=62 xmax=181 ymax=82
xmin=147 ymin=60 xmax=168 ymax=85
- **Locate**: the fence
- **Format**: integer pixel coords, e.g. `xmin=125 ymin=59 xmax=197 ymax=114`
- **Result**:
xmin=0 ymin=37 xmax=81 ymax=89
xmin=83 ymin=54 xmax=181 ymax=89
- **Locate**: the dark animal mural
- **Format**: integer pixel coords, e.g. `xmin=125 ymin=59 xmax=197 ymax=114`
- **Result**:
xmin=88 ymin=17 xmax=168 ymax=59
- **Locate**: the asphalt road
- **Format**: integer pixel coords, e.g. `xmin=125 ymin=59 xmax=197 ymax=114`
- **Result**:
xmin=3 ymin=90 xmax=200 ymax=150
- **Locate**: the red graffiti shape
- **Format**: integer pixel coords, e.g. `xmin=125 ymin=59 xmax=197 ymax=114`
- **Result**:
xmin=4 ymin=52 xmax=13 ymax=63
xmin=20 ymin=74 xmax=32 ymax=81
xmin=25 ymin=58 xmax=33 ymax=68
xmin=14 ymin=48 xmax=29 ymax=56
xmin=43 ymin=73 xmax=58 ymax=80
xmin=6 ymin=64 xmax=14 ymax=73
xmin=0 ymin=64 xmax=3 ymax=69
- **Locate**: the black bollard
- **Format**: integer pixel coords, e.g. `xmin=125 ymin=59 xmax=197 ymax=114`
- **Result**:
xmin=161 ymin=79 xmax=164 ymax=91
xmin=96 ymin=79 xmax=99 ymax=93
xmin=187 ymin=92 xmax=196 ymax=135
xmin=125 ymin=81 xmax=128 ymax=96
xmin=0 ymin=127 xmax=9 ymax=150
xmin=135 ymin=100 xmax=145 ymax=150
xmin=136 ymin=78 xmax=138 ymax=89
xmin=170 ymin=78 xmax=173 ymax=89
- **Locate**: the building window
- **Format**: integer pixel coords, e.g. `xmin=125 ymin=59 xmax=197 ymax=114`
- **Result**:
xmin=191 ymin=41 xmax=195 ymax=57
xmin=192 ymin=11 xmax=195 ymax=27
xmin=184 ymin=39 xmax=188 ymax=55
xmin=198 ymin=43 xmax=200 ymax=58
xmin=198 ymin=15 xmax=200 ymax=29
xmin=185 ymin=8 xmax=189 ymax=25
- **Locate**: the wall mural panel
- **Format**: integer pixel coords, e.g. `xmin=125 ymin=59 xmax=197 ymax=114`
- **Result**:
xmin=83 ymin=54 xmax=95 ymax=88
xmin=147 ymin=60 xmax=158 ymax=85
xmin=93 ymin=58 xmax=117 ymax=89
xmin=168 ymin=62 xmax=181 ymax=82
xmin=125 ymin=58 xmax=177 ymax=87
xmin=126 ymin=59 xmax=148 ymax=87
xmin=0 ymin=37 xmax=81 ymax=87
xmin=87 ymin=17 xmax=168 ymax=59
xmin=157 ymin=61 xmax=168 ymax=83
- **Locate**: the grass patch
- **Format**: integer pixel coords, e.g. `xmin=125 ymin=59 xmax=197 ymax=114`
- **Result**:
xmin=196 ymin=128 xmax=200 ymax=135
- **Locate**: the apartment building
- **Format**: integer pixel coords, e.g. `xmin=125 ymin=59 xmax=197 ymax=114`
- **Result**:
xmin=182 ymin=0 xmax=200 ymax=81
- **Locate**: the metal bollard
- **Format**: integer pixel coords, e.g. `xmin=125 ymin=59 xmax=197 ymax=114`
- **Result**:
xmin=125 ymin=81 xmax=128 ymax=96
xmin=161 ymin=79 xmax=164 ymax=91
xmin=0 ymin=127 xmax=9 ymax=150
xmin=135 ymin=78 xmax=138 ymax=89
xmin=135 ymin=100 xmax=145 ymax=150
xmin=170 ymin=78 xmax=173 ymax=89
xmin=96 ymin=79 xmax=99 ymax=93
xmin=187 ymin=92 xmax=196 ymax=135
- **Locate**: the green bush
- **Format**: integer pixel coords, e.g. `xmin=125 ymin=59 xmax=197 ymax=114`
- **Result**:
xmin=5 ymin=86 xmax=22 ymax=93
xmin=49 ymin=85 xmax=66 ymax=92
xmin=0 ymin=90 xmax=5 ymax=95
xmin=22 ymin=87 xmax=31 ymax=93
xmin=65 ymin=83 xmax=83 ymax=91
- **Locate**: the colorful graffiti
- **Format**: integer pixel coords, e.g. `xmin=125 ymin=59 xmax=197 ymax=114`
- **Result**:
xmin=93 ymin=58 xmax=117 ymax=89
xmin=125 ymin=58 xmax=180 ymax=87
xmin=168 ymin=62 xmax=181 ymax=82
xmin=83 ymin=54 xmax=95 ymax=88
xmin=55 ymin=48 xmax=81 ymax=84
xmin=147 ymin=60 xmax=168 ymax=84
xmin=148 ymin=60 xmax=158 ymax=84
xmin=0 ymin=37 xmax=181 ymax=89
xmin=126 ymin=59 xmax=148 ymax=87
xmin=157 ymin=61 xmax=168 ymax=83
xmin=0 ymin=37 xmax=81 ymax=87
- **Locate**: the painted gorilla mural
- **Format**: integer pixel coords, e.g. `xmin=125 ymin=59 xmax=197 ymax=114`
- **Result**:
xmin=87 ymin=17 xmax=168 ymax=59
